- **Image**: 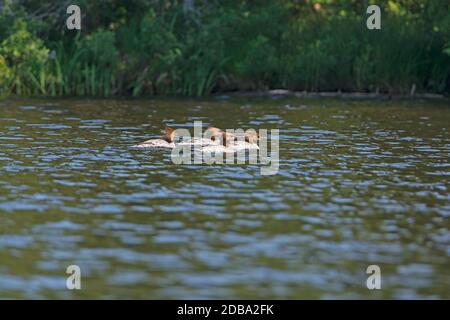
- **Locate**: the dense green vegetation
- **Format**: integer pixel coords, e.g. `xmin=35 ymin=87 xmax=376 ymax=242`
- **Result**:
xmin=0 ymin=0 xmax=449 ymax=97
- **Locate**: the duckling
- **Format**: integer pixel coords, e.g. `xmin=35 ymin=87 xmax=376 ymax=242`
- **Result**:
xmin=206 ymin=127 xmax=258 ymax=147
xmin=202 ymin=131 xmax=259 ymax=153
xmin=204 ymin=127 xmax=236 ymax=147
xmin=244 ymin=130 xmax=258 ymax=144
xmin=205 ymin=127 xmax=223 ymax=143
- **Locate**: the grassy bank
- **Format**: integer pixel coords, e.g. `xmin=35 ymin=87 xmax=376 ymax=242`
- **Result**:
xmin=0 ymin=0 xmax=449 ymax=97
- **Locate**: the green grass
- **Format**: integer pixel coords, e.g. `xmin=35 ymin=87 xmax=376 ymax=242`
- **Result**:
xmin=0 ymin=1 xmax=449 ymax=97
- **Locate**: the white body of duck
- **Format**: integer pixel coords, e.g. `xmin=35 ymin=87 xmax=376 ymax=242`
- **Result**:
xmin=202 ymin=141 xmax=259 ymax=153
xmin=133 ymin=139 xmax=259 ymax=152
xmin=133 ymin=139 xmax=175 ymax=148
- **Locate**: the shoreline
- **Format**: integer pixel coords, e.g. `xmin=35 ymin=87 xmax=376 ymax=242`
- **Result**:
xmin=1 ymin=90 xmax=448 ymax=101
xmin=220 ymin=90 xmax=448 ymax=100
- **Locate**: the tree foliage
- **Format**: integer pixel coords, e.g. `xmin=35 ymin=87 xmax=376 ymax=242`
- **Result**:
xmin=0 ymin=0 xmax=449 ymax=96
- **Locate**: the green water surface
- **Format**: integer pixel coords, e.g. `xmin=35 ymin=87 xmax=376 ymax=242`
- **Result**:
xmin=0 ymin=97 xmax=449 ymax=299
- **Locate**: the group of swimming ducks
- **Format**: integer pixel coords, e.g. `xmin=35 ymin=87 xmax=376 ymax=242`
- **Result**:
xmin=134 ymin=126 xmax=259 ymax=152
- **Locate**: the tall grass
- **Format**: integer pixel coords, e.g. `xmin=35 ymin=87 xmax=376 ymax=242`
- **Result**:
xmin=0 ymin=2 xmax=449 ymax=97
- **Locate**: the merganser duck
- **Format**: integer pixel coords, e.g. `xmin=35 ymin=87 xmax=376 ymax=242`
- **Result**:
xmin=205 ymin=127 xmax=258 ymax=145
xmin=133 ymin=126 xmax=259 ymax=151
xmin=134 ymin=127 xmax=176 ymax=148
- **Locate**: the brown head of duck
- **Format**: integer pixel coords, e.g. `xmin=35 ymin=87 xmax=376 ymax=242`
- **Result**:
xmin=206 ymin=127 xmax=233 ymax=146
xmin=161 ymin=126 xmax=176 ymax=143
xmin=244 ymin=130 xmax=258 ymax=144
xmin=207 ymin=127 xmax=258 ymax=146
xmin=206 ymin=127 xmax=224 ymax=143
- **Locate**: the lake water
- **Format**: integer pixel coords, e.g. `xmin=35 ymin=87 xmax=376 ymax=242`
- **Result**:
xmin=0 ymin=97 xmax=449 ymax=299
